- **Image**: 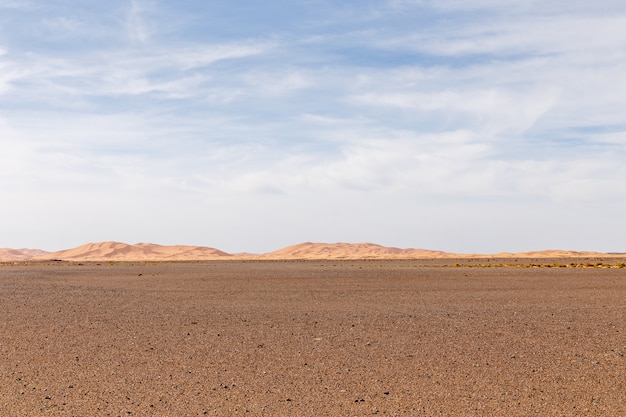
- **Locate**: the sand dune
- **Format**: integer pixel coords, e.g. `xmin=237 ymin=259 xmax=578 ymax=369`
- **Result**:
xmin=0 ymin=248 xmax=50 ymax=261
xmin=0 ymin=241 xmax=618 ymax=262
xmin=263 ymin=243 xmax=612 ymax=260
xmin=35 ymin=242 xmax=231 ymax=261
xmin=491 ymin=250 xmax=609 ymax=258
xmin=261 ymin=242 xmax=450 ymax=259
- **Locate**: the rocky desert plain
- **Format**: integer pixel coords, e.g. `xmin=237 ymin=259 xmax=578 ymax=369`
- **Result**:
xmin=1 ymin=242 xmax=625 ymax=416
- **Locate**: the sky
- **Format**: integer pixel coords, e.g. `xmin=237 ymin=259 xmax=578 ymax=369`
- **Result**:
xmin=1 ymin=0 xmax=626 ymax=254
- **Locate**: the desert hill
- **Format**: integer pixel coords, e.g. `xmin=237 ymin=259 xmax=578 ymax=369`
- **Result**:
xmin=492 ymin=250 xmax=608 ymax=258
xmin=0 ymin=248 xmax=50 ymax=261
xmin=261 ymin=242 xmax=450 ymax=259
xmin=0 ymin=241 xmax=619 ymax=262
xmin=35 ymin=242 xmax=231 ymax=261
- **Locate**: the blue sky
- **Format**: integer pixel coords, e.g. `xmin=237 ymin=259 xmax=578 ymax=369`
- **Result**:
xmin=1 ymin=0 xmax=626 ymax=253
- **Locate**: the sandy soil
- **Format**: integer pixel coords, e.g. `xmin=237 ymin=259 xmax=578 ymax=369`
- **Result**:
xmin=1 ymin=260 xmax=625 ymax=416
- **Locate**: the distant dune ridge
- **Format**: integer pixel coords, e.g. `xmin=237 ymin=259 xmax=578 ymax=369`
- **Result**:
xmin=32 ymin=242 xmax=231 ymax=261
xmin=0 ymin=241 xmax=618 ymax=262
xmin=0 ymin=248 xmax=50 ymax=261
xmin=260 ymin=242 xmax=450 ymax=259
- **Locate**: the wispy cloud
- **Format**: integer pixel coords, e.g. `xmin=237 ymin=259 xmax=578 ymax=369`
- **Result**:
xmin=1 ymin=0 xmax=625 ymax=252
xmin=0 ymin=1 xmax=34 ymax=10
xmin=379 ymin=15 xmax=626 ymax=57
xmin=126 ymin=0 xmax=151 ymax=43
xmin=2 ymin=39 xmax=272 ymax=104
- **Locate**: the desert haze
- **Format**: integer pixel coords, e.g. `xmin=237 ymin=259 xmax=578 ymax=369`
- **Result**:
xmin=0 ymin=241 xmax=619 ymax=262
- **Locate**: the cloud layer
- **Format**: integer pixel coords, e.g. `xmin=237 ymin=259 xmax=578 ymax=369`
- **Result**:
xmin=1 ymin=0 xmax=625 ymax=253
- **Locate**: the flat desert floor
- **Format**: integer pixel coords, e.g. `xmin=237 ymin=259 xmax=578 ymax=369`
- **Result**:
xmin=1 ymin=260 xmax=625 ymax=416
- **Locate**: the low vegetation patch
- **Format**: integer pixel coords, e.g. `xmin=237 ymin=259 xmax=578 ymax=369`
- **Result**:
xmin=451 ymin=262 xmax=626 ymax=268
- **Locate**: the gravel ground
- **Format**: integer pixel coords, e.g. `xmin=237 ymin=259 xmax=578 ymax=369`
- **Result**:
xmin=1 ymin=260 xmax=625 ymax=416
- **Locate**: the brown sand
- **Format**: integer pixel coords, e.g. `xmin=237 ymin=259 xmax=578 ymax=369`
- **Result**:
xmin=1 ymin=260 xmax=625 ymax=416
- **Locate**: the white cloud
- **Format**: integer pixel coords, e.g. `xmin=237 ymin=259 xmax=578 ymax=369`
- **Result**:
xmin=389 ymin=0 xmax=626 ymax=15
xmin=188 ymin=120 xmax=623 ymax=208
xmin=173 ymin=42 xmax=273 ymax=70
xmin=0 ymin=40 xmax=272 ymax=104
xmin=1 ymin=1 xmax=626 ymax=252
xmin=39 ymin=16 xmax=89 ymax=38
xmin=243 ymin=69 xmax=312 ymax=96
xmin=406 ymin=16 xmax=626 ymax=57
xmin=350 ymin=88 xmax=557 ymax=136
xmin=0 ymin=50 xmax=22 ymax=94
xmin=591 ymin=131 xmax=626 ymax=146
xmin=0 ymin=118 xmax=32 ymax=181
xmin=126 ymin=0 xmax=152 ymax=43
xmin=0 ymin=1 xmax=34 ymax=10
